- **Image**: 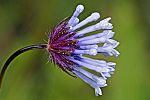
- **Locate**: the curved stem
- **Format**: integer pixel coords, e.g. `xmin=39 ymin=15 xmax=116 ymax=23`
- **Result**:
xmin=0 ymin=44 xmax=47 ymax=88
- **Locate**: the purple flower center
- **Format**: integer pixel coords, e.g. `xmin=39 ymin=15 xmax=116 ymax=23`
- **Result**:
xmin=47 ymin=18 xmax=79 ymax=72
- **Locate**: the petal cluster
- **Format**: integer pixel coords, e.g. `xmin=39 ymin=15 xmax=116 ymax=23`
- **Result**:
xmin=47 ymin=5 xmax=119 ymax=96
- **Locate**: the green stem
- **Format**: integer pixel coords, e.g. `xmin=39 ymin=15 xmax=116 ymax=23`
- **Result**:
xmin=0 ymin=44 xmax=47 ymax=88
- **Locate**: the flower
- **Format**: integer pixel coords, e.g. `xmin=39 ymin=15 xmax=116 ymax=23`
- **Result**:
xmin=47 ymin=5 xmax=119 ymax=96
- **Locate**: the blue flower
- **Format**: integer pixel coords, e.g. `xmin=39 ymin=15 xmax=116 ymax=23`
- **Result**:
xmin=47 ymin=5 xmax=119 ymax=96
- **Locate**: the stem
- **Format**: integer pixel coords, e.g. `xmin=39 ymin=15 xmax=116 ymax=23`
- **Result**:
xmin=0 ymin=44 xmax=47 ymax=88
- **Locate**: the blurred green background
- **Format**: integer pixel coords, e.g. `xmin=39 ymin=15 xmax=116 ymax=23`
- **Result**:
xmin=0 ymin=0 xmax=150 ymax=100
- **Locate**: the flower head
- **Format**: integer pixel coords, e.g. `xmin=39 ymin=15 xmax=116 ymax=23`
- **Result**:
xmin=47 ymin=5 xmax=119 ymax=96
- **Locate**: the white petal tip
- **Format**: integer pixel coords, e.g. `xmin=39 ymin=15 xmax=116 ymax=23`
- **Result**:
xmin=89 ymin=49 xmax=97 ymax=56
xmin=76 ymin=5 xmax=84 ymax=13
xmin=91 ymin=12 xmax=100 ymax=21
xmin=75 ymin=18 xmax=79 ymax=22
xmin=105 ymin=17 xmax=111 ymax=21
xmin=108 ymin=62 xmax=116 ymax=66
xmin=94 ymin=45 xmax=98 ymax=49
xmin=95 ymin=88 xmax=102 ymax=96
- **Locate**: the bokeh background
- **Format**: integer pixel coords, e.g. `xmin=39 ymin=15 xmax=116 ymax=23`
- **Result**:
xmin=0 ymin=0 xmax=150 ymax=100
